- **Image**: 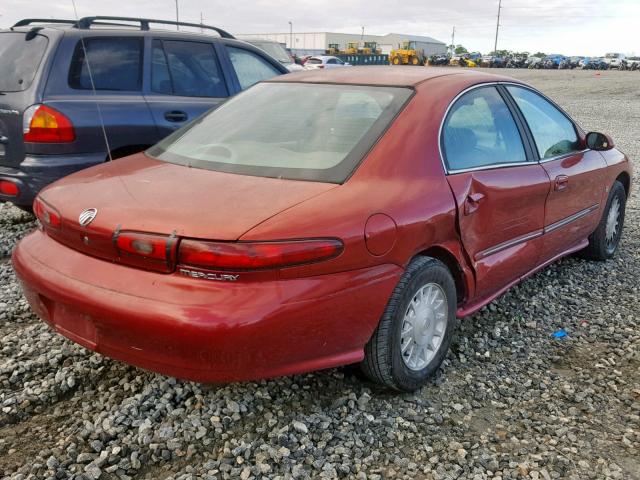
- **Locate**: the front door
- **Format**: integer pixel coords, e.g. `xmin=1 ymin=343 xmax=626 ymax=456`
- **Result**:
xmin=144 ymin=39 xmax=230 ymax=138
xmin=504 ymin=85 xmax=607 ymax=260
xmin=442 ymin=85 xmax=550 ymax=300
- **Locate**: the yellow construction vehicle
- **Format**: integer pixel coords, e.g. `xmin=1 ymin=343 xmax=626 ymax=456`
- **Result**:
xmin=360 ymin=41 xmax=381 ymax=55
xmin=389 ymin=41 xmax=426 ymax=66
xmin=344 ymin=42 xmax=359 ymax=55
xmin=325 ymin=43 xmax=340 ymax=55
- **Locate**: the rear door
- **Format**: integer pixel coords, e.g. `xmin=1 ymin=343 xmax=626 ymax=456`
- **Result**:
xmin=442 ymin=85 xmax=550 ymax=300
xmin=504 ymin=85 xmax=607 ymax=261
xmin=0 ymin=31 xmax=50 ymax=168
xmin=43 ymin=34 xmax=157 ymax=157
xmin=144 ymin=39 xmax=230 ymax=137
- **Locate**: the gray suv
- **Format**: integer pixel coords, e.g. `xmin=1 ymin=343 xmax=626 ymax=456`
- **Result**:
xmin=0 ymin=16 xmax=288 ymax=209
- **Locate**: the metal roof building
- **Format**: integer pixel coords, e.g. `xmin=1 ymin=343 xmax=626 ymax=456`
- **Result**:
xmin=238 ymin=32 xmax=447 ymax=56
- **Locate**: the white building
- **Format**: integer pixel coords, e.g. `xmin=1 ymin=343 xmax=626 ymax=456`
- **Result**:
xmin=238 ymin=32 xmax=447 ymax=56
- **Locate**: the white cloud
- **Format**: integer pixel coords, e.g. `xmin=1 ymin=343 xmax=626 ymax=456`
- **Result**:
xmin=1 ymin=0 xmax=638 ymax=55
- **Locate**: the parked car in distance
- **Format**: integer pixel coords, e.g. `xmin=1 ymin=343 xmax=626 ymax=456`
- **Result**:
xmin=526 ymin=56 xmax=543 ymax=69
xmin=479 ymin=55 xmax=505 ymax=68
xmin=241 ymin=38 xmax=305 ymax=72
xmin=0 ymin=17 xmax=288 ymax=210
xmin=304 ymin=55 xmax=352 ymax=69
xmin=580 ymin=57 xmax=608 ymax=70
xmin=604 ymin=52 xmax=626 ymax=69
xmin=14 ymin=67 xmax=631 ymax=391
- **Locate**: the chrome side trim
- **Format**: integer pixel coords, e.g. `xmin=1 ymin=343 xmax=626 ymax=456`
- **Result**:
xmin=448 ymin=161 xmax=531 ymax=175
xmin=475 ymin=229 xmax=543 ymax=260
xmin=538 ymin=149 xmax=589 ymax=164
xmin=473 ymin=204 xmax=600 ymax=261
xmin=544 ymin=204 xmax=599 ymax=234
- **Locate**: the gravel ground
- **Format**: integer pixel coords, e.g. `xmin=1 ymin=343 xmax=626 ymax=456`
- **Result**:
xmin=1 ymin=69 xmax=639 ymax=480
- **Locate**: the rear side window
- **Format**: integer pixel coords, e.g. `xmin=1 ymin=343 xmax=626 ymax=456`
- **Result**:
xmin=506 ymin=86 xmax=580 ymax=159
xmin=158 ymin=40 xmax=227 ymax=97
xmin=69 ymin=37 xmax=142 ymax=91
xmin=443 ymin=86 xmax=527 ymax=171
xmin=0 ymin=32 xmax=48 ymax=92
xmin=226 ymin=47 xmax=281 ymax=90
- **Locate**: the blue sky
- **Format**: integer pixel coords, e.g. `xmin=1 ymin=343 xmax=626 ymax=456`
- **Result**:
xmin=2 ymin=0 xmax=639 ymax=56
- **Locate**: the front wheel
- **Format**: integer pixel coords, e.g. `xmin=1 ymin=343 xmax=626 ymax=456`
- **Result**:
xmin=580 ymin=180 xmax=626 ymax=260
xmin=360 ymin=257 xmax=457 ymax=391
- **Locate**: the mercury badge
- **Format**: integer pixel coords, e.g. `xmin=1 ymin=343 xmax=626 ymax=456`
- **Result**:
xmin=78 ymin=208 xmax=98 ymax=227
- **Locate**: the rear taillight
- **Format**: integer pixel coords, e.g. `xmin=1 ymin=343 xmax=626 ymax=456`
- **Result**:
xmin=33 ymin=196 xmax=61 ymax=229
xmin=114 ymin=231 xmax=177 ymax=273
xmin=0 ymin=180 xmax=19 ymax=197
xmin=178 ymin=239 xmax=343 ymax=271
xmin=23 ymin=104 xmax=75 ymax=143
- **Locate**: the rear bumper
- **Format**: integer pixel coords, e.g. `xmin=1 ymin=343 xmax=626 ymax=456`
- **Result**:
xmin=0 ymin=152 xmax=105 ymax=206
xmin=13 ymin=230 xmax=402 ymax=383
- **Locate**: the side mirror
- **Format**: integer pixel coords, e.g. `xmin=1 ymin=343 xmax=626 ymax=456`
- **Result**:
xmin=586 ymin=131 xmax=614 ymax=151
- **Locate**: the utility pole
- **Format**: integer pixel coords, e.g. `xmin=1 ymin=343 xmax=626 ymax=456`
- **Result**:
xmin=200 ymin=12 xmax=204 ymax=32
xmin=494 ymin=0 xmax=502 ymax=54
xmin=451 ymin=26 xmax=455 ymax=56
xmin=175 ymin=0 xmax=179 ymax=30
xmin=288 ymin=21 xmax=293 ymax=49
xmin=361 ymin=26 xmax=364 ymax=39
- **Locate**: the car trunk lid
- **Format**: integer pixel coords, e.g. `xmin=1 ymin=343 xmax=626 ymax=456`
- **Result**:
xmin=38 ymin=153 xmax=337 ymax=266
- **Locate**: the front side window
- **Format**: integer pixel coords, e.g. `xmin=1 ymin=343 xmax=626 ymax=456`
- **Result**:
xmin=69 ymin=37 xmax=142 ymax=91
xmin=442 ymin=86 xmax=527 ymax=171
xmin=159 ymin=40 xmax=227 ymax=97
xmin=148 ymin=83 xmax=412 ymax=183
xmin=506 ymin=86 xmax=580 ymax=159
xmin=226 ymin=47 xmax=281 ymax=90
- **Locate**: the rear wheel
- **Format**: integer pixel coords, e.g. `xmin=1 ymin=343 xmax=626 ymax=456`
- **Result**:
xmin=580 ymin=180 xmax=626 ymax=260
xmin=361 ymin=257 xmax=457 ymax=391
xmin=392 ymin=56 xmax=401 ymax=65
xmin=411 ymin=56 xmax=420 ymax=65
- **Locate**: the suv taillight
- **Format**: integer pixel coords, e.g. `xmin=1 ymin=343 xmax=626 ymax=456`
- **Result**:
xmin=178 ymin=239 xmax=344 ymax=271
xmin=23 ymin=104 xmax=76 ymax=143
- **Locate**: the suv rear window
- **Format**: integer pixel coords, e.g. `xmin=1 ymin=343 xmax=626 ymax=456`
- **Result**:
xmin=68 ymin=37 xmax=143 ymax=91
xmin=148 ymin=83 xmax=412 ymax=183
xmin=0 ymin=32 xmax=48 ymax=92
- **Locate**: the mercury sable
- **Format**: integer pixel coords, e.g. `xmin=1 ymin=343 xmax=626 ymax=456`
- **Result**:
xmin=13 ymin=67 xmax=631 ymax=391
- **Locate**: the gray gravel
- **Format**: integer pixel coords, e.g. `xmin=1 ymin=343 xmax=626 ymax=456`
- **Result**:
xmin=1 ymin=69 xmax=639 ymax=480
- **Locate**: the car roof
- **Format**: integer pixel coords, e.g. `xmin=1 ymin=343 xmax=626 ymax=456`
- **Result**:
xmin=268 ymin=66 xmax=512 ymax=88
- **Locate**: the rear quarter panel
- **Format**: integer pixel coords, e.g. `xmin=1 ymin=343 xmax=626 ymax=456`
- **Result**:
xmin=240 ymin=79 xmax=473 ymax=294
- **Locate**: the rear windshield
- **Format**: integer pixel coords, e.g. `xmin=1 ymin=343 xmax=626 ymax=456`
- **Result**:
xmin=148 ymin=83 xmax=412 ymax=183
xmin=0 ymin=32 xmax=48 ymax=92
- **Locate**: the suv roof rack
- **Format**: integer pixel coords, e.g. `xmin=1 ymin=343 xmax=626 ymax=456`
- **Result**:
xmin=76 ymin=16 xmax=235 ymax=39
xmin=12 ymin=19 xmax=78 ymax=28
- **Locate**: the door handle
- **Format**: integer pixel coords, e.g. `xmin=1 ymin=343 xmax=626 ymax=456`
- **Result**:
xmin=164 ymin=111 xmax=188 ymax=122
xmin=554 ymin=175 xmax=569 ymax=191
xmin=464 ymin=193 xmax=485 ymax=215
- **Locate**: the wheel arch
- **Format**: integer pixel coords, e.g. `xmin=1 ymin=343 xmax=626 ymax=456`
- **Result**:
xmin=615 ymin=171 xmax=631 ymax=197
xmin=414 ymin=245 xmax=469 ymax=305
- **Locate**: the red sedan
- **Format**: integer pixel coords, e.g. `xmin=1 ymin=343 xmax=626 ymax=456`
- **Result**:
xmin=13 ymin=67 xmax=631 ymax=391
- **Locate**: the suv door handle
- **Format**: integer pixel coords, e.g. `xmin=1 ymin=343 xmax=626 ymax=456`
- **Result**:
xmin=464 ymin=193 xmax=485 ymax=215
xmin=554 ymin=175 xmax=569 ymax=191
xmin=164 ymin=111 xmax=188 ymax=122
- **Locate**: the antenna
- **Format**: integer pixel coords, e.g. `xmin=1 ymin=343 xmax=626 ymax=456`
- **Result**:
xmin=70 ymin=0 xmax=113 ymax=162
xmin=494 ymin=0 xmax=502 ymax=54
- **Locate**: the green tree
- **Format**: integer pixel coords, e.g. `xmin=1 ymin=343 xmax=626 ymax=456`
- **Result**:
xmin=454 ymin=45 xmax=468 ymax=54
xmin=533 ymin=52 xmax=546 ymax=58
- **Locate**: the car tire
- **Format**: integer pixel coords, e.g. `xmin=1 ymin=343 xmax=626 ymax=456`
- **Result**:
xmin=360 ymin=256 xmax=457 ymax=392
xmin=580 ymin=180 xmax=626 ymax=261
